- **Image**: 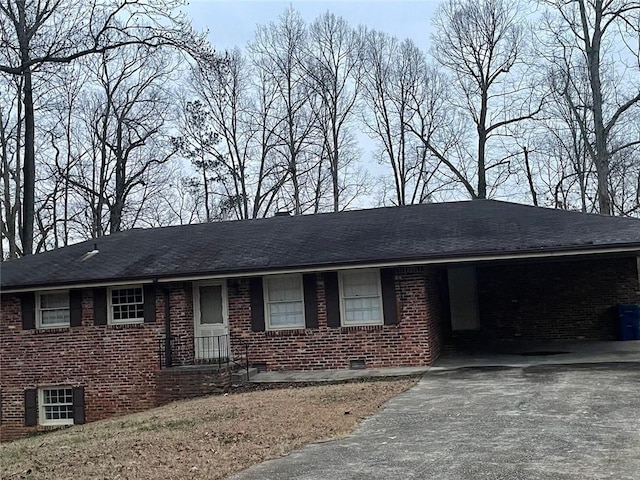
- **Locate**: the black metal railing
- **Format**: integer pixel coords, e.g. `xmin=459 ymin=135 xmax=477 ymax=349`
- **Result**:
xmin=194 ymin=335 xmax=231 ymax=366
xmin=158 ymin=335 xmax=251 ymax=380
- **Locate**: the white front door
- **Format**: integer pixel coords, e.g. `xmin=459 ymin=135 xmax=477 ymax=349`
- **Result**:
xmin=194 ymin=281 xmax=229 ymax=361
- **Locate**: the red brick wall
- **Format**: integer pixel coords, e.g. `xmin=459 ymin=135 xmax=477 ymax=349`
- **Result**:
xmin=229 ymin=267 xmax=443 ymax=371
xmin=0 ymin=289 xmax=165 ymax=442
xmin=424 ymin=268 xmax=443 ymax=360
xmin=475 ymin=256 xmax=640 ymax=343
xmin=1 ymin=270 xmax=442 ymax=441
xmin=166 ymin=284 xmax=195 ymax=366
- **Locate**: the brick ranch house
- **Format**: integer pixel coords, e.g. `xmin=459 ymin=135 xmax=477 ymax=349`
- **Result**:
xmin=1 ymin=200 xmax=639 ymax=441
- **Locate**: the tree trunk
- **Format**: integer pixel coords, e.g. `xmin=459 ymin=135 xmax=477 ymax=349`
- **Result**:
xmin=476 ymin=91 xmax=488 ymax=199
xmin=17 ymin=0 xmax=35 ymax=255
xmin=589 ymin=46 xmax=611 ymax=215
xmin=523 ymin=147 xmax=538 ymax=206
xmin=21 ymin=64 xmax=35 ymax=255
xmin=110 ymin=120 xmax=125 ymax=233
xmin=582 ymin=0 xmax=612 ymax=215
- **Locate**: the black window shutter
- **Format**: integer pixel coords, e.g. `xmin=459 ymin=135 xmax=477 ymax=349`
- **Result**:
xmin=143 ymin=284 xmax=156 ymax=323
xmin=93 ymin=288 xmax=108 ymax=325
xmin=303 ymin=273 xmax=318 ymax=329
xmin=323 ymin=272 xmax=341 ymax=328
xmin=381 ymin=268 xmax=398 ymax=325
xmin=73 ymin=386 xmax=86 ymax=425
xmin=69 ymin=289 xmax=83 ymax=327
xmin=21 ymin=293 xmax=35 ymax=330
xmin=249 ymin=277 xmax=265 ymax=332
xmin=24 ymin=389 xmax=37 ymax=426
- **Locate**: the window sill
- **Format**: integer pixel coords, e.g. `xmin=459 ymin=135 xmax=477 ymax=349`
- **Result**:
xmin=37 ymin=423 xmax=73 ymax=432
xmin=34 ymin=327 xmax=71 ymax=334
xmin=264 ymin=328 xmax=309 ymax=337
xmin=108 ymin=322 xmax=145 ymax=329
xmin=340 ymin=324 xmax=385 ymax=332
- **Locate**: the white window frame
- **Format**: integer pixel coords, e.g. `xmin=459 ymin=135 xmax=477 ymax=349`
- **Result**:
xmin=36 ymin=290 xmax=70 ymax=329
xmin=108 ymin=285 xmax=145 ymax=325
xmin=38 ymin=386 xmax=74 ymax=426
xmin=263 ymin=274 xmax=306 ymax=331
xmin=338 ymin=269 xmax=384 ymax=327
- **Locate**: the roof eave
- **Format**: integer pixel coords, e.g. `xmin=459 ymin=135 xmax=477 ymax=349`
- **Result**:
xmin=2 ymin=243 xmax=639 ymax=294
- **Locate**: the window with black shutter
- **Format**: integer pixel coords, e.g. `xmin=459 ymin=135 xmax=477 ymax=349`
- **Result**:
xmin=28 ymin=386 xmax=84 ymax=427
xmin=36 ymin=291 xmax=70 ymax=328
xmin=339 ymin=269 xmax=384 ymax=326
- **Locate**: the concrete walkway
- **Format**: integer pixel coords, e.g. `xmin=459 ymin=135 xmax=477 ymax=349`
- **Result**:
xmin=249 ymin=365 xmax=430 ymax=383
xmin=433 ymin=339 xmax=640 ymax=370
xmin=249 ymin=340 xmax=640 ymax=383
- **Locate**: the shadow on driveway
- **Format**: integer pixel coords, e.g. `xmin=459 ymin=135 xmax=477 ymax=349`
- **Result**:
xmin=233 ymin=363 xmax=640 ymax=480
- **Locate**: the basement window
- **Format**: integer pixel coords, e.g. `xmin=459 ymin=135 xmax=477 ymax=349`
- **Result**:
xmin=39 ymin=387 xmax=74 ymax=426
xmin=109 ymin=286 xmax=144 ymax=324
xmin=36 ymin=291 xmax=70 ymax=328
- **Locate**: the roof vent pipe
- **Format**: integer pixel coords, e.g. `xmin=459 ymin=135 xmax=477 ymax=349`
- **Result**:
xmin=274 ymin=211 xmax=291 ymax=217
xmin=79 ymin=243 xmax=99 ymax=261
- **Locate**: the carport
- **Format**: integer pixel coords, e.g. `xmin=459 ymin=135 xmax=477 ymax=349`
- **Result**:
xmin=438 ymin=254 xmax=640 ymax=353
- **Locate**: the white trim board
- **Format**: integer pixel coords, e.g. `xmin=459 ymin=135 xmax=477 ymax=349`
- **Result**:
xmin=2 ymin=279 xmax=152 ymax=294
xmin=156 ymin=246 xmax=640 ymax=283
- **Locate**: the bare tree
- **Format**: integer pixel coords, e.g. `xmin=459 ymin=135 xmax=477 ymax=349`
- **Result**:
xmin=541 ymin=67 xmax=598 ymax=212
xmin=178 ymin=48 xmax=289 ymax=221
xmin=249 ymin=7 xmax=320 ymax=215
xmin=610 ymin=158 xmax=640 ymax=216
xmin=57 ymin=45 xmax=179 ymax=237
xmin=539 ymin=0 xmax=640 ymax=215
xmin=0 ymin=73 xmax=22 ymax=258
xmin=175 ymin=98 xmax=221 ymax=222
xmin=431 ymin=0 xmax=542 ymax=199
xmin=304 ymin=13 xmax=367 ymax=211
xmin=34 ymin=62 xmax=91 ymax=250
xmin=362 ymin=31 xmax=450 ymax=205
xmin=0 ymin=0 xmax=207 ymax=254
xmin=187 ymin=50 xmax=282 ymax=220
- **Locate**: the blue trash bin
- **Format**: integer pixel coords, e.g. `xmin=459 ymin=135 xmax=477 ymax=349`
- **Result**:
xmin=618 ymin=304 xmax=640 ymax=341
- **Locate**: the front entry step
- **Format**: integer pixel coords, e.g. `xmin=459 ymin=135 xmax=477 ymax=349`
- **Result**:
xmin=232 ymin=367 xmax=259 ymax=385
xmin=156 ymin=366 xmax=232 ymax=404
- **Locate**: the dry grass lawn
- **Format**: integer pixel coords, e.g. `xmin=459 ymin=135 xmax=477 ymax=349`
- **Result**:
xmin=0 ymin=379 xmax=415 ymax=480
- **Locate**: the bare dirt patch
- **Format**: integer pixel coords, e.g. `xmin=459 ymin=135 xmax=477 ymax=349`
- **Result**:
xmin=0 ymin=379 xmax=415 ymax=480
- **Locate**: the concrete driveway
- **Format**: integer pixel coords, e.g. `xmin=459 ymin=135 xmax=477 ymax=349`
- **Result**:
xmin=233 ymin=363 xmax=640 ymax=479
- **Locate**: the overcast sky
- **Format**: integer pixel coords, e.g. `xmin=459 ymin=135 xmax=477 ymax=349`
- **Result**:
xmin=183 ymin=0 xmax=443 ymax=53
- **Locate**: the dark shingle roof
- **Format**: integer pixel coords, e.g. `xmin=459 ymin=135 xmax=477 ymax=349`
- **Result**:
xmin=2 ymin=200 xmax=640 ymax=290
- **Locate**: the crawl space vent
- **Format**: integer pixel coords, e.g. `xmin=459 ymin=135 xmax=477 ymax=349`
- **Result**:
xmin=349 ymin=359 xmax=366 ymax=370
